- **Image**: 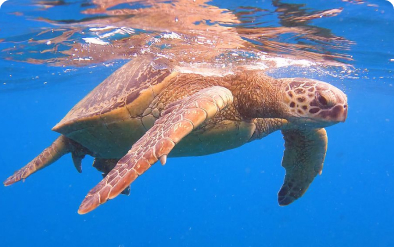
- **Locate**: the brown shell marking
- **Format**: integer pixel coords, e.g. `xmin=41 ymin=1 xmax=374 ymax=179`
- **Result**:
xmin=54 ymin=55 xmax=173 ymax=131
xmin=77 ymin=86 xmax=234 ymax=214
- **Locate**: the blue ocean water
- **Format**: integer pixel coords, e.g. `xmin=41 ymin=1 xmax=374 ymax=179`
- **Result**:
xmin=0 ymin=0 xmax=393 ymax=246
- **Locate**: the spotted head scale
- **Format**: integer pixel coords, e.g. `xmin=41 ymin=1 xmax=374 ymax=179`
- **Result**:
xmin=281 ymin=78 xmax=348 ymax=127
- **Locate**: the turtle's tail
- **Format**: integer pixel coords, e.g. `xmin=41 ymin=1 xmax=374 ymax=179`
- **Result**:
xmin=4 ymin=135 xmax=86 ymax=186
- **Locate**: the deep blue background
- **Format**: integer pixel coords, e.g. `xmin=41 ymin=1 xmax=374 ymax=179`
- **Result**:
xmin=1 ymin=0 xmax=394 ymax=247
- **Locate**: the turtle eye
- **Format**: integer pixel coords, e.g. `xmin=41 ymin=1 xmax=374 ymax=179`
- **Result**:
xmin=317 ymin=93 xmax=328 ymax=106
xmin=316 ymin=91 xmax=336 ymax=108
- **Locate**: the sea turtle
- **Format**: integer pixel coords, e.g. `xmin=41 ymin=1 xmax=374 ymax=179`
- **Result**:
xmin=4 ymin=55 xmax=348 ymax=214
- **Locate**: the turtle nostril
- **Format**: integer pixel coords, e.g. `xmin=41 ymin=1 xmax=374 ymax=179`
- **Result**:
xmin=341 ymin=104 xmax=348 ymax=122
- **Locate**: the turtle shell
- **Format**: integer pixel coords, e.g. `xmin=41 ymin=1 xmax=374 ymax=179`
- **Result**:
xmin=52 ymin=55 xmax=178 ymax=158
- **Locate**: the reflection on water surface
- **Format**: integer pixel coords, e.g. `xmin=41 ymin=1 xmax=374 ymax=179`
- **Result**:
xmin=1 ymin=0 xmax=354 ymax=71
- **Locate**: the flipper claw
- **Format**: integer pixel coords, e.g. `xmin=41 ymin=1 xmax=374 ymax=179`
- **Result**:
xmin=159 ymin=155 xmax=167 ymax=165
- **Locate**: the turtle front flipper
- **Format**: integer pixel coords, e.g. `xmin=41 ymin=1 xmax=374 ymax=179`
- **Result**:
xmin=4 ymin=135 xmax=90 ymax=186
xmin=278 ymin=128 xmax=328 ymax=206
xmin=93 ymin=158 xmax=130 ymax=195
xmin=78 ymin=86 xmax=234 ymax=214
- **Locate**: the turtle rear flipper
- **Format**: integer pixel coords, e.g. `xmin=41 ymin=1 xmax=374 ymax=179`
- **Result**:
xmin=4 ymin=135 xmax=89 ymax=186
xmin=78 ymin=86 xmax=234 ymax=214
xmin=278 ymin=128 xmax=328 ymax=206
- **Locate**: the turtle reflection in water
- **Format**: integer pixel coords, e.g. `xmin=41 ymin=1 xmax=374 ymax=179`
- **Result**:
xmin=4 ymin=56 xmax=348 ymax=214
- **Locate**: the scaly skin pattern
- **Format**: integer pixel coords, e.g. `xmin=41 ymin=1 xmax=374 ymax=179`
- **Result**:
xmin=3 ymin=56 xmax=348 ymax=214
xmin=281 ymin=78 xmax=347 ymax=123
xmin=78 ymin=86 xmax=234 ymax=214
xmin=278 ymin=127 xmax=328 ymax=205
xmin=3 ymin=136 xmax=89 ymax=186
xmin=4 ymin=136 xmax=71 ymax=186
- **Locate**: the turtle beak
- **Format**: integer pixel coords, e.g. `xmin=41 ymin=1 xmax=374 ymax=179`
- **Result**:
xmin=338 ymin=92 xmax=348 ymax=122
xmin=317 ymin=103 xmax=348 ymax=124
xmin=332 ymin=88 xmax=347 ymax=123
xmin=329 ymin=104 xmax=348 ymax=123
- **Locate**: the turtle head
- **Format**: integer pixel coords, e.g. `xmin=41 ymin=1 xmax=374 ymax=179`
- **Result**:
xmin=281 ymin=78 xmax=348 ymax=127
